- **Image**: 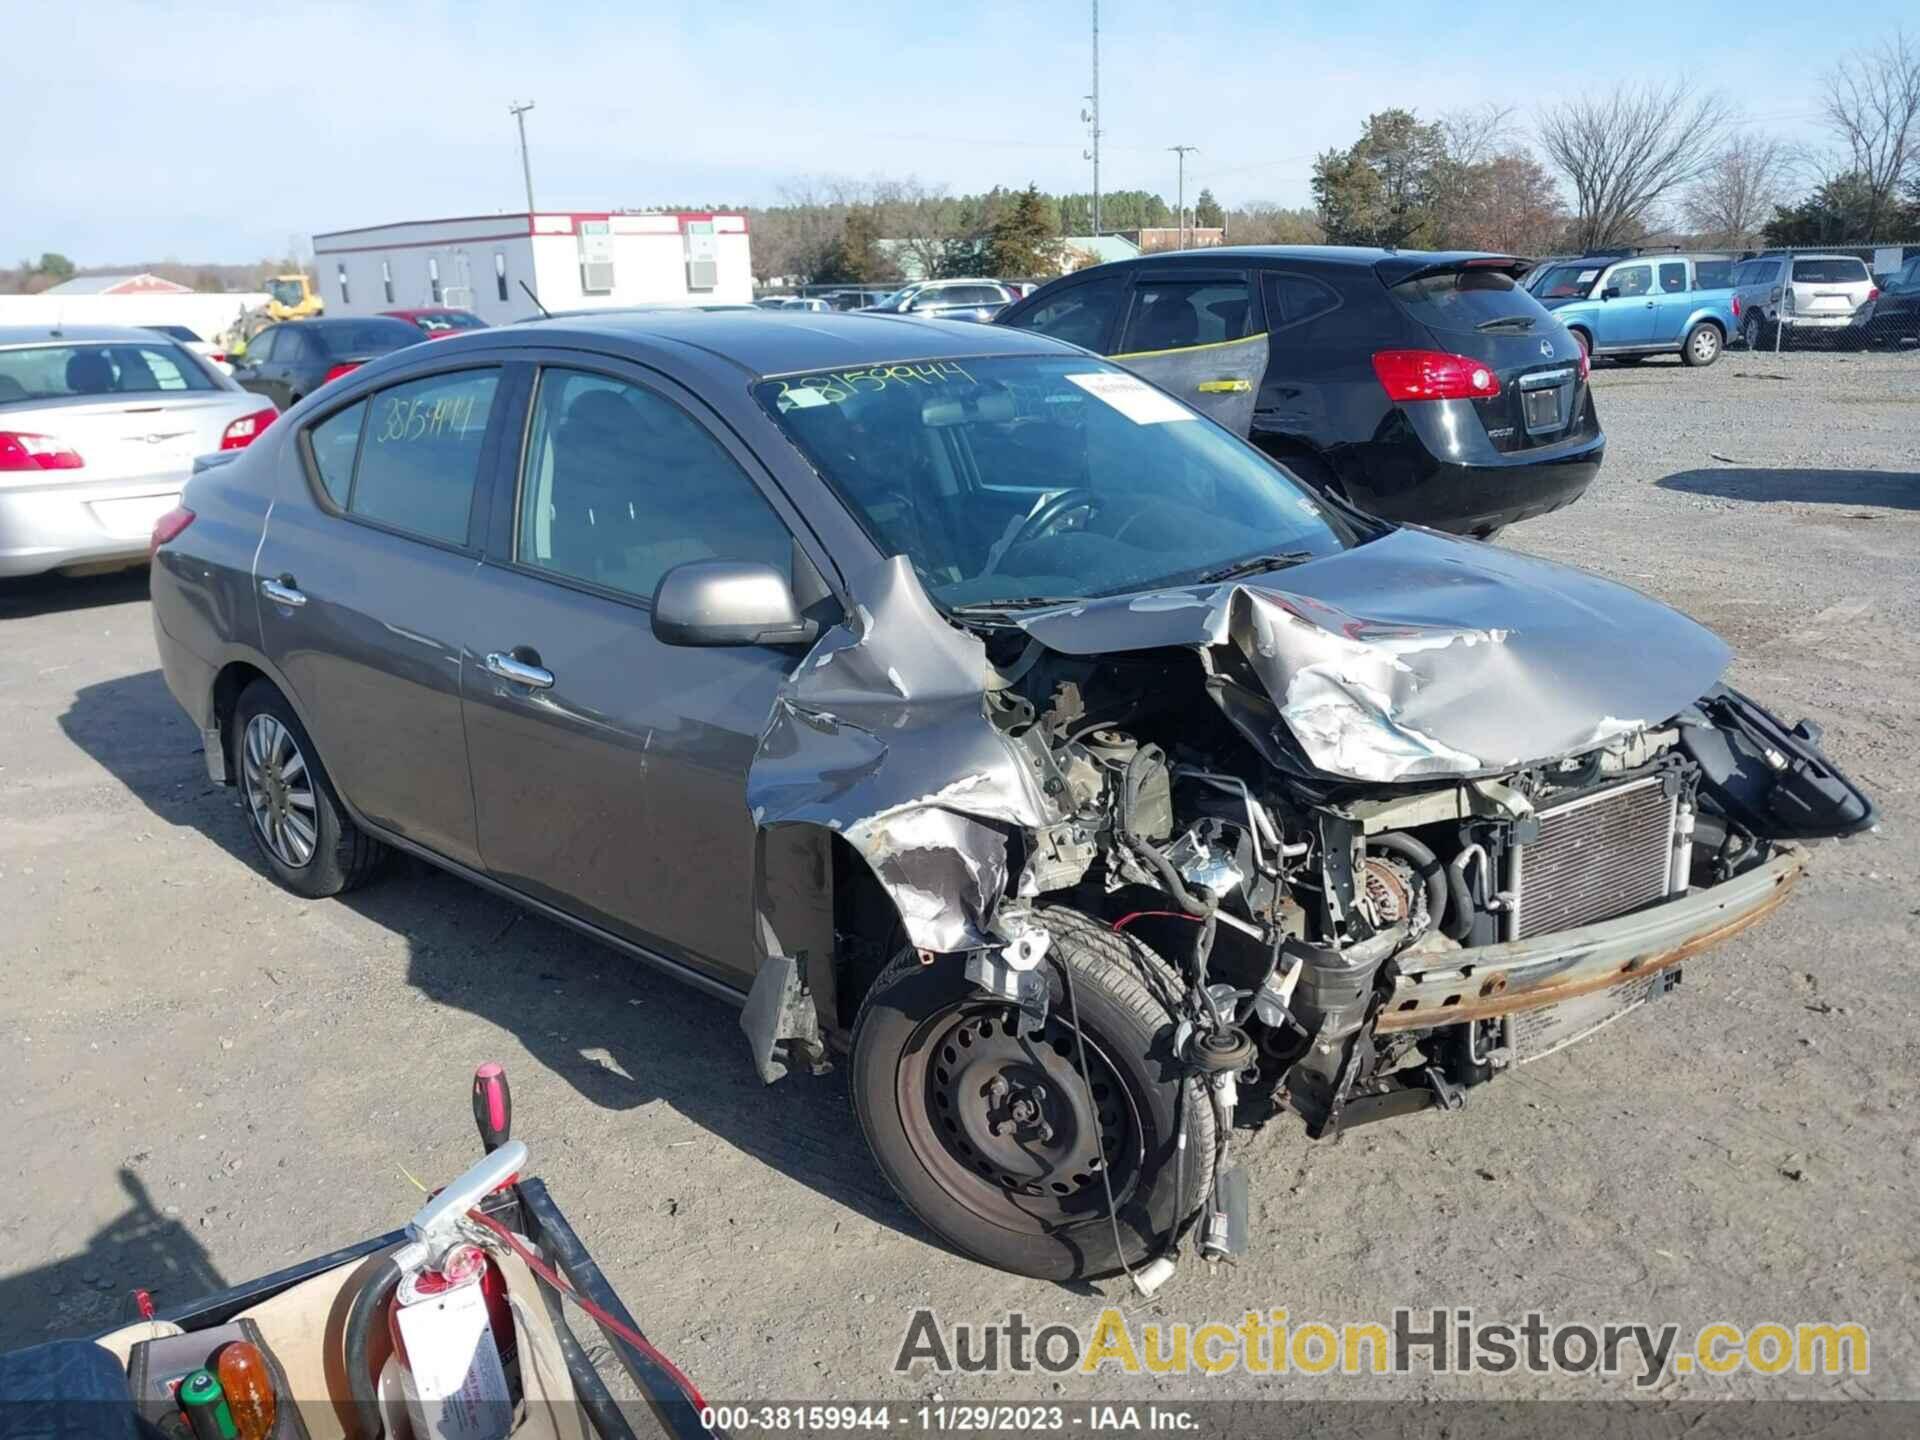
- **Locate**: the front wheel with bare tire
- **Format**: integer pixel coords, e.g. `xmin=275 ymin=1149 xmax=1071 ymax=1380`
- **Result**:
xmin=849 ymin=909 xmax=1216 ymax=1280
xmin=1681 ymin=322 xmax=1722 ymax=367
xmin=233 ymin=679 xmax=386 ymax=898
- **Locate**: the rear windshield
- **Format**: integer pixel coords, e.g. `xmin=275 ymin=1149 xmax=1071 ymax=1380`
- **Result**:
xmin=1793 ymin=258 xmax=1869 ymax=284
xmin=411 ymin=311 xmax=487 ymax=333
xmin=1389 ymin=267 xmax=1555 ymax=334
xmin=0 ymin=342 xmax=218 ymax=405
xmin=1694 ymin=260 xmax=1733 ymax=288
xmin=313 ymin=320 xmax=422 ymax=356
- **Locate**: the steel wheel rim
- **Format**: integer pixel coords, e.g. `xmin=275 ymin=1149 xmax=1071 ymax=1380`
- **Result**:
xmin=897 ymin=1000 xmax=1146 ymax=1234
xmin=241 ymin=714 xmax=318 ymax=869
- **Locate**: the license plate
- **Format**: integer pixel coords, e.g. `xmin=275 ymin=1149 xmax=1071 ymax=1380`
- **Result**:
xmin=1523 ymin=386 xmax=1563 ymax=432
xmin=90 ymin=493 xmax=180 ymax=539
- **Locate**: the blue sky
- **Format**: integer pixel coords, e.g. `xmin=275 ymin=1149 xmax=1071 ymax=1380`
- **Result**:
xmin=2 ymin=0 xmax=1853 ymax=265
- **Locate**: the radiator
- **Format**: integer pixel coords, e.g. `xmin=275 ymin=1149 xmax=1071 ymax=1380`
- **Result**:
xmin=1510 ymin=774 xmax=1677 ymax=940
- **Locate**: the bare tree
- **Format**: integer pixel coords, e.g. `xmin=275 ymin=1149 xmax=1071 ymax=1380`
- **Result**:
xmin=1538 ymin=80 xmax=1733 ymax=250
xmin=1441 ymin=102 xmax=1516 ymax=170
xmin=871 ymin=177 xmax=959 ymax=279
xmin=1819 ymin=29 xmax=1920 ymax=240
xmin=1681 ymin=133 xmax=1794 ymax=246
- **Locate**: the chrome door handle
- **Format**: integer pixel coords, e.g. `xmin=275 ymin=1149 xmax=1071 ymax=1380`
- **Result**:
xmin=485 ymin=652 xmax=555 ymax=689
xmin=260 ymin=578 xmax=306 ymax=607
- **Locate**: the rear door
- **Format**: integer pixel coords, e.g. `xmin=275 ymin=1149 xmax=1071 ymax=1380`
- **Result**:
xmin=1653 ymin=259 xmax=1695 ymax=342
xmin=1108 ymin=267 xmax=1267 ymax=430
xmin=233 ymin=326 xmax=282 ymax=405
xmin=254 ymin=360 xmax=507 ymax=868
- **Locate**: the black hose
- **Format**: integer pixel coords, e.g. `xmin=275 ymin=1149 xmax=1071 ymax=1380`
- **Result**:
xmin=344 ymin=1254 xmax=404 ymax=1440
xmin=1368 ymin=832 xmax=1448 ymax=937
xmin=1443 ymin=855 xmax=1477 ymax=941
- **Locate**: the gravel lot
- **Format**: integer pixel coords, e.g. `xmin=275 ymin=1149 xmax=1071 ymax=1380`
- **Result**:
xmin=2 ymin=348 xmax=1916 ymax=1409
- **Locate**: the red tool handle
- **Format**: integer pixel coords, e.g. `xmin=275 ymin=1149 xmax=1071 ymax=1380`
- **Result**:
xmin=472 ymin=1062 xmax=512 ymax=1154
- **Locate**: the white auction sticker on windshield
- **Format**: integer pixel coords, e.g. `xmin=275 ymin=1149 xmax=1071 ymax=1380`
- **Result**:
xmin=1065 ymin=372 xmax=1194 ymax=424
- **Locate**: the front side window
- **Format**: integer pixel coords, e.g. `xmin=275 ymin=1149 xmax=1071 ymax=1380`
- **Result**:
xmin=756 ymin=356 xmax=1349 ymax=611
xmin=1118 ymin=278 xmax=1253 ymax=353
xmin=1659 ymin=262 xmax=1688 ymax=293
xmin=0 ymin=342 xmax=217 ymax=402
xmin=1608 ymin=264 xmax=1652 ymax=297
xmin=516 ymin=368 xmax=792 ymax=602
xmin=341 ymin=369 xmax=499 ymax=544
xmin=1003 ymin=274 xmax=1126 ymax=351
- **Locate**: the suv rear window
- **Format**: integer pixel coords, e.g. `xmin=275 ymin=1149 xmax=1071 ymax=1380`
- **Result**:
xmin=1388 ymin=267 xmax=1554 ymax=335
xmin=1792 ymin=258 xmax=1869 ymax=284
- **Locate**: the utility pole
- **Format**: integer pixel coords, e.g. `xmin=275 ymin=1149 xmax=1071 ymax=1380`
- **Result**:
xmin=1169 ymin=145 xmax=1198 ymax=250
xmin=509 ymin=101 xmax=537 ymax=215
xmin=1079 ymin=1 xmax=1101 ymax=235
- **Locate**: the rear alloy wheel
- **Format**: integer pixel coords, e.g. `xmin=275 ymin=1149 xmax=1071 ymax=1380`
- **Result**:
xmin=850 ymin=909 xmax=1215 ymax=1280
xmin=1682 ymin=322 xmax=1722 ymax=368
xmin=233 ymin=680 xmax=386 ymax=898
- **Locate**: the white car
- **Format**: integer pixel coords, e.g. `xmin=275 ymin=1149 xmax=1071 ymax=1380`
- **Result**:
xmin=143 ymin=323 xmax=234 ymax=375
xmin=0 ymin=325 xmax=276 ymax=577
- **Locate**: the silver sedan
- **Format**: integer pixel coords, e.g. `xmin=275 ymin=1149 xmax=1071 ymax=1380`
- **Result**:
xmin=0 ymin=325 xmax=276 ymax=577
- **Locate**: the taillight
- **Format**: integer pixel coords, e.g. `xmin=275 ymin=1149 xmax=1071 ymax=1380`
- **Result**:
xmin=220 ymin=407 xmax=279 ymax=450
xmin=1866 ymin=287 xmax=1879 ymax=303
xmin=1371 ymin=349 xmax=1501 ymax=402
xmin=323 ymin=361 xmax=363 ymax=384
xmin=149 ymin=505 xmax=196 ymax=559
xmin=1576 ymin=345 xmax=1590 ymax=382
xmin=1731 ymin=295 xmax=1742 ymax=318
xmin=0 ymin=430 xmax=84 ymax=471
xmin=210 ymin=352 xmax=228 ymax=365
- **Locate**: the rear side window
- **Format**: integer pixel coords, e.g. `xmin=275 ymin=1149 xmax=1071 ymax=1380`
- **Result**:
xmin=1793 ymin=258 xmax=1869 ymax=284
xmin=334 ymin=369 xmax=499 ymax=544
xmin=1695 ymin=260 xmax=1733 ymax=288
xmin=0 ymin=342 xmax=217 ymax=403
xmin=1118 ymin=278 xmax=1254 ymax=353
xmin=308 ymin=400 xmax=365 ymax=506
xmin=1659 ymin=262 xmax=1688 ymax=293
xmin=1388 ymin=267 xmax=1555 ymax=334
xmin=1003 ymin=274 xmax=1126 ymax=351
xmin=515 ymin=367 xmax=792 ymax=602
xmin=1264 ymin=272 xmax=1341 ymax=330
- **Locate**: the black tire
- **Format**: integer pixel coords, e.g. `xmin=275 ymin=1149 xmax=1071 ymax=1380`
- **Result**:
xmin=1681 ymin=322 xmax=1722 ymax=368
xmin=232 ymin=679 xmax=386 ymax=898
xmin=850 ymin=907 xmax=1216 ymax=1280
xmin=1741 ymin=311 xmax=1765 ymax=350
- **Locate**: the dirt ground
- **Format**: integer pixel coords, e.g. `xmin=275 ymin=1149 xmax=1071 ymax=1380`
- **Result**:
xmin=2 ymin=348 xmax=1916 ymax=1409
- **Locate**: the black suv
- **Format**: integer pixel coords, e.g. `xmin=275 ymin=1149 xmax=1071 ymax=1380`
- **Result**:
xmin=995 ymin=246 xmax=1603 ymax=536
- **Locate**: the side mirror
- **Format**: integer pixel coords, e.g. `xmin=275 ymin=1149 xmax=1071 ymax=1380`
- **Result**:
xmin=652 ymin=560 xmax=817 ymax=648
xmin=1601 ymin=287 xmax=1621 ymax=301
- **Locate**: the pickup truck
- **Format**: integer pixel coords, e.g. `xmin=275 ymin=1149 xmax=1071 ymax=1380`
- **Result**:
xmin=1529 ymin=253 xmax=1737 ymax=367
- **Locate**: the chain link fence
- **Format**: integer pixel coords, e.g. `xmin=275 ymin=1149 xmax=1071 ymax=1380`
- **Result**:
xmin=1726 ymin=243 xmax=1920 ymax=358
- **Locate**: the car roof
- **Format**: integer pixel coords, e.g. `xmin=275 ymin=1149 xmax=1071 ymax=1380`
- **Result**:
xmin=490 ymin=309 xmax=1083 ymax=379
xmin=1047 ymin=245 xmax=1525 ymax=285
xmin=0 ymin=324 xmax=205 ymax=348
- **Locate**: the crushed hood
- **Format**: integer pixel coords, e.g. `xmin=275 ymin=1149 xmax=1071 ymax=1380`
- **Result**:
xmin=1010 ymin=527 xmax=1731 ymax=783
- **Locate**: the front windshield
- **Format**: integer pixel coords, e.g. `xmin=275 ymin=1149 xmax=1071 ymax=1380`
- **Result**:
xmin=268 ymin=279 xmax=303 ymax=307
xmin=755 ymin=356 xmax=1352 ymax=610
xmin=1532 ymin=264 xmax=1601 ymax=300
xmin=868 ymin=285 xmax=922 ymax=313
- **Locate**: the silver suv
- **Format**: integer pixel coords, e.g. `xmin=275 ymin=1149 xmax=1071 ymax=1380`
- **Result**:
xmin=1732 ymin=253 xmax=1877 ymax=348
xmin=863 ymin=279 xmax=1016 ymax=322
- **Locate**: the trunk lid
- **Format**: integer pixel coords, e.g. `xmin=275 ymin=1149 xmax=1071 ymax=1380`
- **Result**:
xmin=0 ymin=392 xmax=262 ymax=482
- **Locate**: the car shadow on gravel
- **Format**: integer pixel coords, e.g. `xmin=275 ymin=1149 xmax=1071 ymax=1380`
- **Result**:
xmin=0 ymin=1168 xmax=226 ymax=1351
xmin=1658 ymin=466 xmax=1920 ymax=511
xmin=60 ymin=668 xmax=925 ymax=1250
xmin=0 ymin=567 xmax=150 ymax=621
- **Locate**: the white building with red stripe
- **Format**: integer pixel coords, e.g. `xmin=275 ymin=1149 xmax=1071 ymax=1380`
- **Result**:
xmin=311 ymin=210 xmax=753 ymax=324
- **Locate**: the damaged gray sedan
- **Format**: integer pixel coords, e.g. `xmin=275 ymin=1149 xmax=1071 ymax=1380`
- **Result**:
xmin=150 ymin=311 xmax=1873 ymax=1282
